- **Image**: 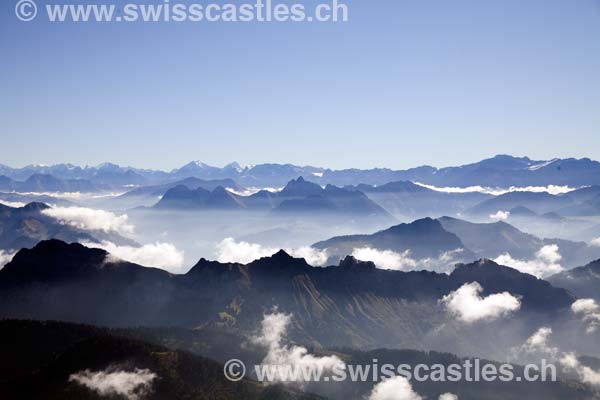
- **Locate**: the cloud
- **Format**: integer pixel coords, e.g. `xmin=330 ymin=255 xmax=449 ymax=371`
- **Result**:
xmin=69 ymin=368 xmax=156 ymax=400
xmin=0 ymin=250 xmax=16 ymax=269
xmin=489 ymin=210 xmax=510 ymax=221
xmin=591 ymin=238 xmax=600 ymax=247
xmin=82 ymin=241 xmax=185 ymax=273
xmin=571 ymin=299 xmax=600 ymax=334
xmin=494 ymin=244 xmax=563 ymax=278
xmin=516 ymin=327 xmax=558 ymax=358
xmin=438 ymin=394 xmax=458 ymax=400
xmin=0 ymin=200 xmax=27 ymax=208
xmin=351 ymin=247 xmax=464 ymax=273
xmin=559 ymin=353 xmax=600 ymax=386
xmin=252 ymin=311 xmax=345 ymax=385
xmin=215 ymin=238 xmax=328 ymax=266
xmin=441 ymin=282 xmax=521 ymax=323
xmin=42 ymin=206 xmax=134 ymax=236
xmin=368 ymin=376 xmax=422 ymax=400
xmin=352 ymin=248 xmax=418 ymax=271
xmin=414 ymin=183 xmax=577 ymax=196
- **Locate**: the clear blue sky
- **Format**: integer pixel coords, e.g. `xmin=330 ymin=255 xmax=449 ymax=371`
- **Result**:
xmin=1 ymin=0 xmax=599 ymax=170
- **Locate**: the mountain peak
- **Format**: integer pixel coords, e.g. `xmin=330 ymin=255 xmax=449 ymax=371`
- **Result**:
xmin=338 ymin=256 xmax=377 ymax=270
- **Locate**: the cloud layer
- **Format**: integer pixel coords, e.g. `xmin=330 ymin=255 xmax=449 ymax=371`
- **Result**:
xmin=82 ymin=241 xmax=185 ymax=273
xmin=69 ymin=368 xmax=156 ymax=400
xmin=441 ymin=282 xmax=521 ymax=323
xmin=216 ymin=238 xmax=328 ymax=266
xmin=494 ymin=244 xmax=563 ymax=278
xmin=42 ymin=206 xmax=134 ymax=236
xmin=0 ymin=200 xmax=27 ymax=208
xmin=414 ymin=183 xmax=577 ymax=196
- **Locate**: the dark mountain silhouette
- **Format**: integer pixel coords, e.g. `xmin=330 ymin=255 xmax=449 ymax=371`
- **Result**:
xmin=0 ymin=240 xmax=576 ymax=356
xmin=548 ymin=259 xmax=600 ymax=302
xmin=313 ymin=218 xmax=473 ymax=261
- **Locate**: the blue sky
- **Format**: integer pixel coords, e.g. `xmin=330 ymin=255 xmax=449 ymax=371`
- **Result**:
xmin=1 ymin=0 xmax=600 ymax=170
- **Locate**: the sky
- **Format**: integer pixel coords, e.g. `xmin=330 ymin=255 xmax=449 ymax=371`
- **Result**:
xmin=1 ymin=0 xmax=600 ymax=170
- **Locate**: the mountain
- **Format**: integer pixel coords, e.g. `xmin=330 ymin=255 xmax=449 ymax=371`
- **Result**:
xmin=5 ymin=155 xmax=600 ymax=189
xmin=313 ymin=218 xmax=473 ymax=261
xmin=437 ymin=217 xmax=600 ymax=269
xmin=0 ymin=202 xmax=136 ymax=251
xmin=0 ymin=319 xmax=319 ymax=400
xmin=466 ymin=191 xmax=574 ymax=216
xmin=154 ymin=177 xmax=392 ymax=218
xmin=548 ymin=259 xmax=600 ymax=302
xmin=0 ymin=240 xmax=577 ymax=358
xmin=0 ymin=174 xmax=99 ymax=193
xmin=347 ymin=180 xmax=491 ymax=219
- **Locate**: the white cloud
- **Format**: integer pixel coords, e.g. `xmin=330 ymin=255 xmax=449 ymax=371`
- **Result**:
xmin=351 ymin=247 xmax=464 ymax=273
xmin=215 ymin=238 xmax=328 ymax=266
xmin=69 ymin=368 xmax=156 ymax=400
xmin=82 ymin=241 xmax=185 ymax=273
xmin=571 ymin=299 xmax=600 ymax=334
xmin=489 ymin=210 xmax=510 ymax=221
xmin=352 ymin=248 xmax=417 ymax=271
xmin=0 ymin=250 xmax=16 ymax=269
xmin=438 ymin=394 xmax=458 ymax=400
xmin=252 ymin=311 xmax=345 ymax=385
xmin=518 ymin=327 xmax=558 ymax=358
xmin=42 ymin=206 xmax=134 ymax=236
xmin=559 ymin=353 xmax=600 ymax=386
xmin=494 ymin=244 xmax=563 ymax=279
xmin=368 ymin=376 xmax=422 ymax=400
xmin=591 ymin=238 xmax=600 ymax=247
xmin=441 ymin=282 xmax=521 ymax=323
xmin=414 ymin=183 xmax=577 ymax=196
xmin=0 ymin=200 xmax=26 ymax=208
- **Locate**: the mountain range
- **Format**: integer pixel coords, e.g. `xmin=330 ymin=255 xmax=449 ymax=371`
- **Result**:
xmin=0 ymin=239 xmax=586 ymax=359
xmin=4 ymin=155 xmax=600 ymax=189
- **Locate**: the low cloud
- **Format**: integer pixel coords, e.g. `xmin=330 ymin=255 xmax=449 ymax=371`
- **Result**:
xmin=252 ymin=311 xmax=345 ymax=386
xmin=0 ymin=200 xmax=27 ymax=208
xmin=42 ymin=206 xmax=134 ymax=236
xmin=438 ymin=394 xmax=458 ymax=400
xmin=591 ymin=238 xmax=600 ymax=247
xmin=69 ymin=367 xmax=156 ymax=400
xmin=571 ymin=299 xmax=600 ymax=334
xmin=513 ymin=327 xmax=600 ymax=387
xmin=514 ymin=327 xmax=558 ymax=359
xmin=368 ymin=376 xmax=422 ymax=400
xmin=560 ymin=353 xmax=600 ymax=386
xmin=351 ymin=247 xmax=464 ymax=273
xmin=215 ymin=238 xmax=328 ymax=266
xmin=494 ymin=244 xmax=563 ymax=279
xmin=0 ymin=250 xmax=16 ymax=269
xmin=489 ymin=210 xmax=510 ymax=221
xmin=414 ymin=183 xmax=576 ymax=196
xmin=441 ymin=282 xmax=521 ymax=323
xmin=82 ymin=241 xmax=185 ymax=273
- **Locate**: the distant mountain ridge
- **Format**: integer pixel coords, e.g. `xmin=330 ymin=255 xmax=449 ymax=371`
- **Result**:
xmin=3 ymin=155 xmax=600 ymax=188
